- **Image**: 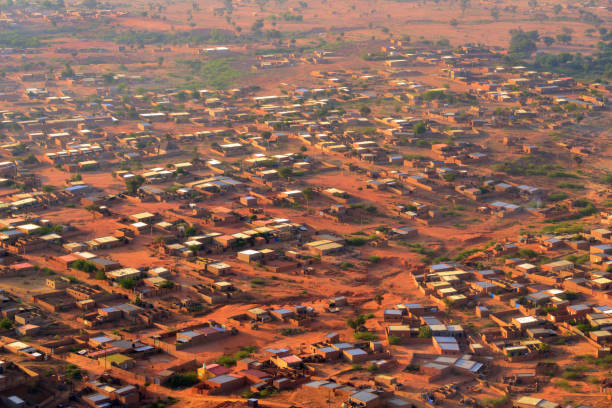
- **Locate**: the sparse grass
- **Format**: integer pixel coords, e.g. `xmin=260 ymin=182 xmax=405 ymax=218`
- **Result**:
xmin=554 ymin=379 xmax=582 ymax=393
xmin=480 ymin=394 xmax=509 ymax=408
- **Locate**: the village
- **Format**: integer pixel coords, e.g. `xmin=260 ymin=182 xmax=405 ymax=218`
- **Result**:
xmin=0 ymin=0 xmax=611 ymax=408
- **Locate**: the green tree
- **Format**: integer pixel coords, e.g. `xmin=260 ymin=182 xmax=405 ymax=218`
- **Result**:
xmin=490 ymin=6 xmax=499 ymax=20
xmin=119 ymin=277 xmax=138 ymax=290
xmin=278 ymin=167 xmax=293 ymax=179
xmin=418 ymin=326 xmax=432 ymax=338
xmin=542 ymin=36 xmax=555 ymax=46
xmin=302 ymin=187 xmax=314 ymax=203
xmin=556 ymin=33 xmax=571 ymax=44
xmin=125 ymin=175 xmax=145 ymax=194
xmin=413 ymin=121 xmax=427 ymax=134
xmin=509 ymin=29 xmax=538 ymax=57
xmin=0 ymin=317 xmax=12 ymax=329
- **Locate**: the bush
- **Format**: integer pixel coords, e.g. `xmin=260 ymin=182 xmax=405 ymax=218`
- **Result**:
xmin=354 ymin=331 xmax=378 ymax=341
xmin=280 ymin=328 xmax=305 ymax=336
xmin=216 ymin=346 xmax=257 ymax=367
xmin=418 ymin=326 xmax=432 ymax=338
xmin=165 ymin=372 xmax=198 ymax=389
xmin=388 ymin=335 xmax=400 ymax=345
xmin=518 ymin=249 xmax=538 ymax=259
xmin=0 ymin=317 xmax=12 ymax=329
xmin=65 ymin=364 xmax=82 ymax=381
xmin=119 ymin=277 xmax=138 ymax=289
xmin=547 ymin=191 xmax=568 ymax=202
xmin=346 ymin=236 xmax=369 ymax=246
xmin=72 ymin=259 xmax=97 ymax=273
xmin=481 ymin=394 xmax=509 ymax=408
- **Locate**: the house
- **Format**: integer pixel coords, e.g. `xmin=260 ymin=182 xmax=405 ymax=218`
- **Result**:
xmin=348 ymin=390 xmax=381 ymax=408
xmin=542 ymin=260 xmax=574 ymax=273
xmin=205 ymin=374 xmax=245 ymax=393
xmin=514 ymin=396 xmax=560 ymax=408
xmin=99 ymin=354 xmax=135 ymax=370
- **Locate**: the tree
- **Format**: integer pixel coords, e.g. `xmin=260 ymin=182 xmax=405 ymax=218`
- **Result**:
xmin=373 ymin=293 xmax=384 ymax=305
xmin=255 ymin=0 xmax=268 ymax=11
xmin=119 ymin=277 xmax=138 ymax=290
xmin=61 ymin=63 xmax=74 ymax=78
xmin=388 ymin=335 xmax=400 ymax=345
xmin=125 ymin=175 xmax=145 ymax=194
xmin=553 ymin=4 xmax=562 ymax=15
xmin=460 ymin=0 xmax=470 ymax=15
xmin=347 ymin=318 xmax=359 ymax=331
xmin=450 ymin=18 xmax=458 ymax=27
xmin=65 ymin=364 xmax=82 ymax=381
xmin=556 ymin=33 xmax=571 ymax=44
xmin=278 ymin=167 xmax=293 ymax=179
xmin=413 ymin=121 xmax=427 ymax=134
xmin=251 ymin=18 xmax=264 ymax=33
xmin=81 ymin=0 xmax=97 ymax=8
xmin=542 ymin=36 xmax=555 ymax=46
xmin=418 ymin=326 xmax=432 ymax=338
xmin=359 ymin=105 xmax=371 ymax=116
xmin=302 ymin=187 xmax=314 ymax=203
xmin=490 ymin=6 xmax=499 ymax=21
xmin=0 ymin=317 xmax=12 ymax=329
xmin=509 ymin=29 xmax=538 ymax=57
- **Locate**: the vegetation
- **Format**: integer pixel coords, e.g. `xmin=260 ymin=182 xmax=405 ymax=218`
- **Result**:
xmin=347 ymin=313 xmax=374 ymax=331
xmin=165 ymin=372 xmax=198 ymax=389
xmin=354 ymin=331 xmax=378 ymax=341
xmin=418 ymin=326 xmax=432 ymax=338
xmin=72 ymin=259 xmax=97 ymax=273
xmin=481 ymin=394 xmax=509 ymax=408
xmin=216 ymin=346 xmax=257 ymax=367
xmin=0 ymin=317 xmax=12 ymax=329
xmin=388 ymin=335 xmax=400 ymax=345
xmin=508 ymin=29 xmax=538 ymax=57
xmin=65 ymin=364 xmax=82 ymax=381
xmin=119 ymin=277 xmax=138 ymax=290
xmin=125 ymin=175 xmax=145 ymax=194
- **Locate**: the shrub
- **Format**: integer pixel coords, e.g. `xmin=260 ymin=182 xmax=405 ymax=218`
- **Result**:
xmin=65 ymin=364 xmax=82 ymax=381
xmin=418 ymin=326 xmax=432 ymax=338
xmin=346 ymin=236 xmax=369 ymax=246
xmin=119 ymin=277 xmax=138 ymax=289
xmin=481 ymin=394 xmax=509 ymax=408
xmin=72 ymin=259 xmax=97 ymax=273
xmin=165 ymin=372 xmax=198 ymax=389
xmin=354 ymin=331 xmax=378 ymax=341
xmin=388 ymin=335 xmax=400 ymax=345
xmin=0 ymin=317 xmax=12 ymax=329
xmin=368 ymin=255 xmax=381 ymax=263
xmin=216 ymin=346 xmax=257 ymax=367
